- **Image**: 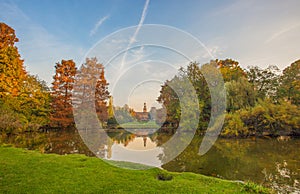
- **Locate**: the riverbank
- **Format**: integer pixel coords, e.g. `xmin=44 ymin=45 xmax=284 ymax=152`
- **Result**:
xmin=0 ymin=145 xmax=270 ymax=193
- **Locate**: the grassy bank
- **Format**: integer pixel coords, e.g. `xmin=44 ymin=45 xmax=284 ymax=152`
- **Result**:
xmin=119 ymin=121 xmax=159 ymax=129
xmin=0 ymin=146 xmax=269 ymax=193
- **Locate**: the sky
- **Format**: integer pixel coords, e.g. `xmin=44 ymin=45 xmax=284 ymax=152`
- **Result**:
xmin=1 ymin=0 xmax=300 ymax=111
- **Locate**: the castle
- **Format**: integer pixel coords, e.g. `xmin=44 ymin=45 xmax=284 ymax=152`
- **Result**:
xmin=135 ymin=103 xmax=149 ymax=121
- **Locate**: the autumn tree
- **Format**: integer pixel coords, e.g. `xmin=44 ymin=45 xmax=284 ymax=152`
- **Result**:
xmin=95 ymin=64 xmax=110 ymax=123
xmin=0 ymin=22 xmax=26 ymax=97
xmin=0 ymin=23 xmax=51 ymax=133
xmin=107 ymin=96 xmax=118 ymax=126
xmin=73 ymin=57 xmax=110 ymax=126
xmin=216 ymin=59 xmax=247 ymax=82
xmin=50 ymin=60 xmax=77 ymax=129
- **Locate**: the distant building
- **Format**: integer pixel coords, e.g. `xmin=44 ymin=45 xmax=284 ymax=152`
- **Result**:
xmin=135 ymin=103 xmax=149 ymax=121
xmin=149 ymin=107 xmax=157 ymax=120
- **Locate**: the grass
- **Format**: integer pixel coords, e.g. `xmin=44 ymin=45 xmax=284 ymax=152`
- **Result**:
xmin=0 ymin=145 xmax=271 ymax=193
xmin=120 ymin=120 xmax=159 ymax=129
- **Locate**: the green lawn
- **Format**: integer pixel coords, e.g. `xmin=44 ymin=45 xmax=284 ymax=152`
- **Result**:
xmin=0 ymin=146 xmax=270 ymax=193
xmin=120 ymin=120 xmax=159 ymax=129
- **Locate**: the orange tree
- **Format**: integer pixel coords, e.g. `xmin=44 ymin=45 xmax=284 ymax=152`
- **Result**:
xmin=50 ymin=60 xmax=77 ymax=129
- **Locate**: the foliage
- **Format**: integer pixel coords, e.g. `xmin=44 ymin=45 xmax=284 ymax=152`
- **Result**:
xmin=0 ymin=23 xmax=51 ymax=133
xmin=73 ymin=58 xmax=110 ymax=127
xmin=114 ymin=105 xmax=135 ymax=124
xmin=243 ymin=182 xmax=271 ymax=194
xmin=158 ymin=58 xmax=300 ymax=137
xmin=50 ymin=59 xmax=76 ymax=129
xmin=225 ymin=77 xmax=256 ymax=112
xmin=0 ymin=103 xmax=23 ymax=133
xmin=247 ymin=65 xmax=280 ymax=101
xmin=278 ymin=60 xmax=300 ymax=105
xmin=223 ymin=100 xmax=300 ymax=137
xmin=157 ymin=77 xmax=181 ymax=128
xmin=0 ymin=23 xmax=26 ymax=97
xmin=216 ymin=59 xmax=247 ymax=82
xmin=19 ymin=75 xmax=51 ymax=125
xmin=222 ymin=112 xmax=248 ymax=137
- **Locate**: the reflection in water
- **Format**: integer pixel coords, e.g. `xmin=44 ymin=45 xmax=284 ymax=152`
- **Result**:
xmin=262 ymin=161 xmax=300 ymax=193
xmin=162 ymin=137 xmax=300 ymax=193
xmin=0 ymin=131 xmax=94 ymax=156
xmin=104 ymin=131 xmax=163 ymax=167
xmin=1 ymin=130 xmax=299 ymax=192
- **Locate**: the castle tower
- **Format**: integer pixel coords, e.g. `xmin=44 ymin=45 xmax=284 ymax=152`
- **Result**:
xmin=143 ymin=102 xmax=147 ymax=112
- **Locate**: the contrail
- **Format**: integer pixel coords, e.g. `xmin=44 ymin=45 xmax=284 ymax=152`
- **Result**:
xmin=265 ymin=22 xmax=300 ymax=44
xmin=130 ymin=0 xmax=150 ymax=44
xmin=90 ymin=15 xmax=110 ymax=36
xmin=120 ymin=0 xmax=150 ymax=68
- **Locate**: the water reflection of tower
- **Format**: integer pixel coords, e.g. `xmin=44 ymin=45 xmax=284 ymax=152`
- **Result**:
xmin=143 ymin=136 xmax=147 ymax=147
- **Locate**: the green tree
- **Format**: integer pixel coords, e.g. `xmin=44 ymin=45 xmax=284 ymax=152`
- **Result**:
xmin=18 ymin=75 xmax=51 ymax=129
xmin=0 ymin=23 xmax=51 ymax=133
xmin=157 ymin=77 xmax=181 ymax=128
xmin=222 ymin=112 xmax=248 ymax=137
xmin=247 ymin=65 xmax=280 ymax=100
xmin=278 ymin=60 xmax=300 ymax=105
xmin=225 ymin=77 xmax=256 ymax=112
xmin=238 ymin=100 xmax=300 ymax=136
xmin=216 ymin=59 xmax=247 ymax=82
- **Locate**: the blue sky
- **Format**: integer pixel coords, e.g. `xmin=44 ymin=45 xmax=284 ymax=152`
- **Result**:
xmin=1 ymin=0 xmax=300 ymax=110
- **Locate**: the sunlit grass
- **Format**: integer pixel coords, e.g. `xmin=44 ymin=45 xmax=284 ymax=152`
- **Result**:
xmin=0 ymin=146 xmax=270 ymax=193
xmin=120 ymin=120 xmax=159 ymax=129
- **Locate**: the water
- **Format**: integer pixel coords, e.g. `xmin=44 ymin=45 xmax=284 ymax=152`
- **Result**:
xmin=1 ymin=130 xmax=299 ymax=192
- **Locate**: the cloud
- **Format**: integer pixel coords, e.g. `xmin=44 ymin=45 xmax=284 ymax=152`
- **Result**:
xmin=90 ymin=15 xmax=110 ymax=36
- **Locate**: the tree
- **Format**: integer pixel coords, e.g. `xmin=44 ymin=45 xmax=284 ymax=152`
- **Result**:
xmin=50 ymin=60 xmax=77 ymax=129
xmin=184 ymin=62 xmax=211 ymax=129
xmin=157 ymin=78 xmax=180 ymax=128
xmin=216 ymin=59 xmax=247 ymax=82
xmin=18 ymin=75 xmax=51 ymax=128
xmin=113 ymin=105 xmax=134 ymax=124
xmin=222 ymin=112 xmax=248 ymax=137
xmin=278 ymin=60 xmax=300 ymax=105
xmin=107 ymin=96 xmax=114 ymax=118
xmin=0 ymin=23 xmax=51 ymax=133
xmin=0 ymin=22 xmax=26 ymax=97
xmin=225 ymin=77 xmax=256 ymax=112
xmin=95 ymin=64 xmax=110 ymax=123
xmin=247 ymin=65 xmax=280 ymax=100
xmin=73 ymin=57 xmax=110 ymax=127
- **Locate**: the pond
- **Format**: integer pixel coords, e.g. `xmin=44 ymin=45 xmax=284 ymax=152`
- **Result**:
xmin=1 ymin=130 xmax=299 ymax=193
